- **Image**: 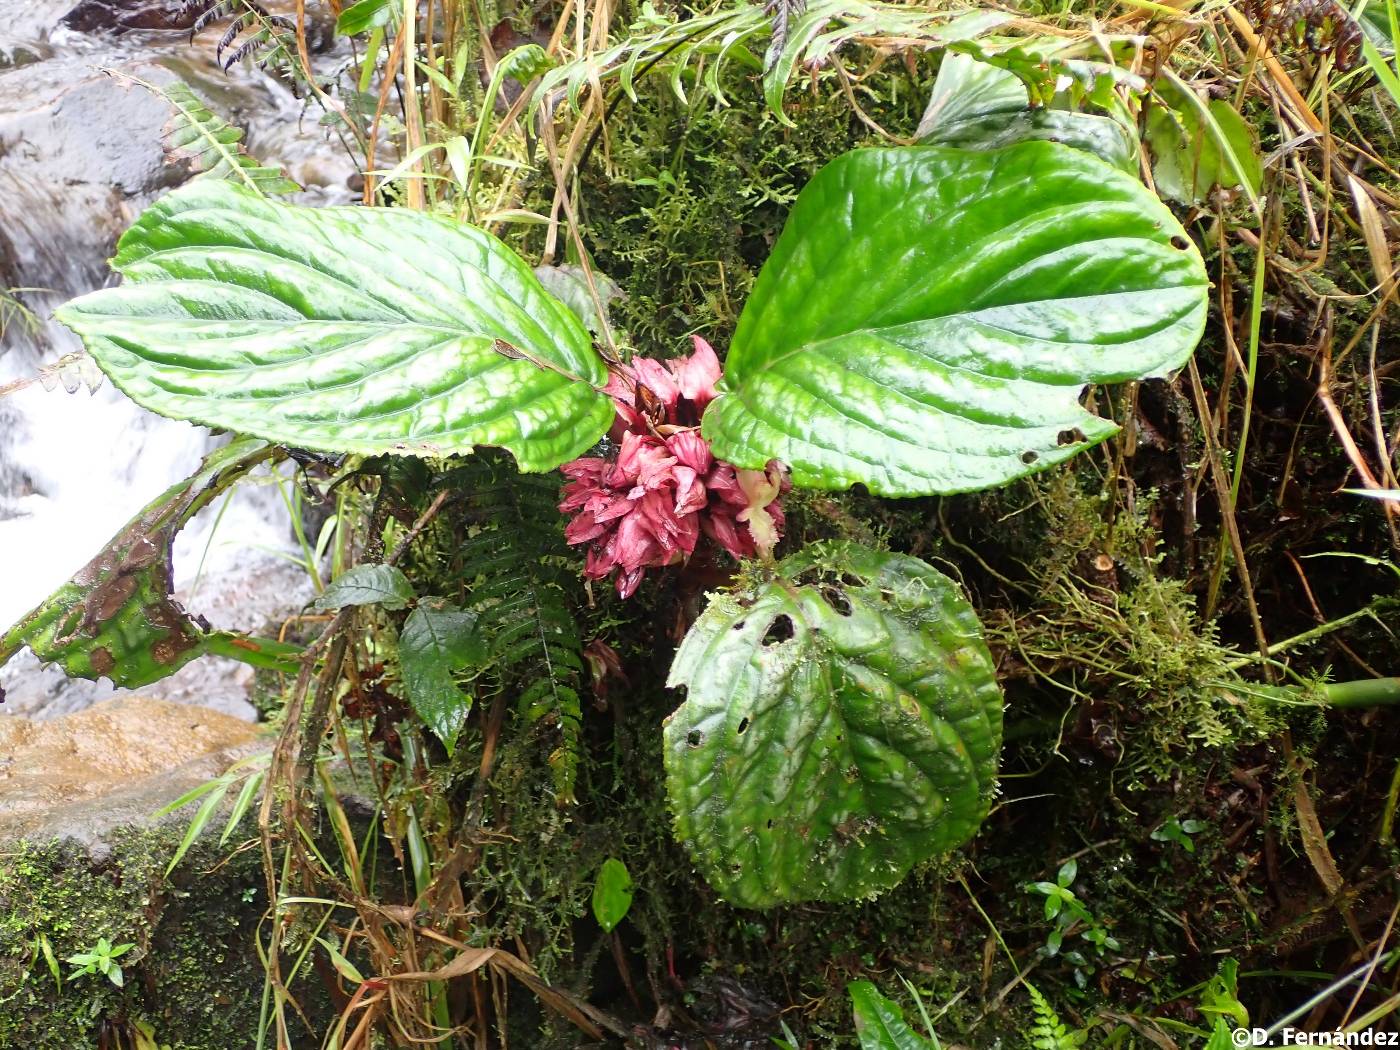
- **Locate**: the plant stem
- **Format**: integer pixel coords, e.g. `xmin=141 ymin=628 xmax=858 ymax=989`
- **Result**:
xmin=1323 ymin=677 xmax=1400 ymax=708
xmin=204 ymin=632 xmax=305 ymax=674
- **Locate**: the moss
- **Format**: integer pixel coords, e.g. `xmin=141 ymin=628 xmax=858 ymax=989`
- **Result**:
xmin=0 ymin=824 xmax=274 ymax=1050
xmin=516 ymin=57 xmax=934 ymax=359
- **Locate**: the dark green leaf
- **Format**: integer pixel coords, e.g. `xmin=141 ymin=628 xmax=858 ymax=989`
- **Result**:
xmin=0 ymin=438 xmax=279 ymax=690
xmin=55 ymin=180 xmax=614 ymax=473
xmin=312 ymin=565 xmax=415 ymax=611
xmin=849 ymin=981 xmax=935 ymax=1050
xmin=336 ymin=0 xmax=390 ymax=35
xmin=703 ymin=144 xmax=1208 ymax=496
xmin=399 ymin=598 xmax=484 ymax=750
xmin=664 ymin=543 xmax=1003 ymax=908
xmin=591 ymin=858 xmax=635 ymax=933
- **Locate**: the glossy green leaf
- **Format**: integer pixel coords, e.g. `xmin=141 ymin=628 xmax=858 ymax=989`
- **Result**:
xmin=591 ymin=858 xmax=635 ymax=932
xmin=918 ymin=52 xmax=1138 ymax=173
xmin=0 ymin=438 xmax=282 ymax=690
xmin=55 ymin=180 xmax=614 ymax=473
xmin=336 ymin=0 xmax=390 ymax=35
xmin=399 ymin=598 xmax=485 ymax=751
xmin=703 ymin=143 xmax=1209 ymax=496
xmin=849 ymin=981 xmax=935 ymax=1050
xmin=312 ymin=565 xmax=415 ymax=611
xmin=664 ymin=543 xmax=1002 ymax=908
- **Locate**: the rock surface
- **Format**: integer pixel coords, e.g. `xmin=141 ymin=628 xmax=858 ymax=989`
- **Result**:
xmin=0 ymin=696 xmax=267 ymax=850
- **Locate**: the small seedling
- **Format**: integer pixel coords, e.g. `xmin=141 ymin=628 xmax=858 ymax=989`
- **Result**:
xmin=1151 ymin=817 xmax=1207 ymax=853
xmin=65 ymin=937 xmax=134 ymax=988
xmin=1026 ymin=859 xmax=1120 ymax=990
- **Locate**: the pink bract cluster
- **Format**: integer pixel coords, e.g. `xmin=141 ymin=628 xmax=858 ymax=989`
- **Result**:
xmin=559 ymin=336 xmax=787 ymax=598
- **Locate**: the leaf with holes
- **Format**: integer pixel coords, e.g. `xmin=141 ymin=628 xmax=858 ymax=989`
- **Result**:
xmin=664 ymin=543 xmax=1002 ymax=908
xmin=702 ymin=143 xmax=1209 ymax=496
xmin=0 ymin=438 xmax=286 ymax=690
xmin=54 ymin=179 xmax=614 ymax=473
xmin=399 ymin=598 xmax=485 ymax=751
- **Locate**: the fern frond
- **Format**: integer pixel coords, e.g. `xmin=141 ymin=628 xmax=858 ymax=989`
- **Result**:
xmin=1025 ymin=983 xmax=1087 ymax=1050
xmin=183 ymin=0 xmax=296 ymax=71
xmin=445 ymin=455 xmax=585 ymax=803
xmin=116 ymin=74 xmax=299 ymax=196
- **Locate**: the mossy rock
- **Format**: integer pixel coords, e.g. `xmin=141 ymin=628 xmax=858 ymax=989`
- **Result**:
xmin=0 ymin=824 xmax=274 ymax=1049
xmin=0 ymin=699 xmax=333 ymax=1049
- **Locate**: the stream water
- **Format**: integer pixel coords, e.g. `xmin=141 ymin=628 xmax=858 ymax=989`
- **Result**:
xmin=0 ymin=0 xmax=358 ymax=718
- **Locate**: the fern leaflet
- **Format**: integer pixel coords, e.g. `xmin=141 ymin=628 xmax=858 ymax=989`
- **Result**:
xmin=116 ymin=74 xmax=299 ymax=197
xmin=445 ymin=455 xmax=585 ymax=803
xmin=1025 ymin=983 xmax=1086 ymax=1050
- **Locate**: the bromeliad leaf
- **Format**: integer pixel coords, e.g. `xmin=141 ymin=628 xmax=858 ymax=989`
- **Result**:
xmin=398 ymin=598 xmax=485 ymax=751
xmin=664 ymin=543 xmax=1002 ymax=908
xmin=55 ymin=179 xmax=614 ymax=473
xmin=702 ymin=143 xmax=1210 ymax=496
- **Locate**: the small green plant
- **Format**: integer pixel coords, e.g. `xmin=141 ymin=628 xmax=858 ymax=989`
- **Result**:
xmin=1151 ymin=816 xmax=1208 ymax=852
xmin=1025 ymin=859 xmax=1120 ymax=989
xmin=64 ymin=936 xmax=134 ymax=989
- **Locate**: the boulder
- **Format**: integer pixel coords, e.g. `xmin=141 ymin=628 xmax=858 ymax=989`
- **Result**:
xmin=0 ymin=696 xmax=266 ymax=851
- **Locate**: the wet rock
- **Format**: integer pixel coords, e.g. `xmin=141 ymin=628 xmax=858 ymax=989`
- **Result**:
xmin=61 ymin=0 xmax=203 ymax=33
xmin=0 ymin=696 xmax=266 ymax=856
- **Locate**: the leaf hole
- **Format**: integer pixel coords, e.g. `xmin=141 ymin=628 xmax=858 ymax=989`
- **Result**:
xmin=1020 ymin=450 xmax=1039 ymax=464
xmin=1170 ymin=235 xmax=1190 ymax=250
xmin=766 ymin=820 xmax=774 ymax=829
xmin=1057 ymin=428 xmax=1087 ymax=446
xmin=732 ymin=620 xmax=747 ymax=632
xmin=839 ymin=572 xmax=866 ymax=588
xmin=761 ymin=615 xmax=794 ymax=646
xmin=737 ymin=717 xmax=750 ymax=735
xmin=819 ymin=586 xmax=853 ymax=616
xmin=686 ymin=730 xmax=703 ymax=748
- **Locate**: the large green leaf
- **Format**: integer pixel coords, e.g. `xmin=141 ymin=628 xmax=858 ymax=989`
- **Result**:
xmin=702 ymin=143 xmax=1209 ymax=496
xmin=55 ymin=180 xmax=614 ymax=473
xmin=664 ymin=543 xmax=1002 ymax=908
